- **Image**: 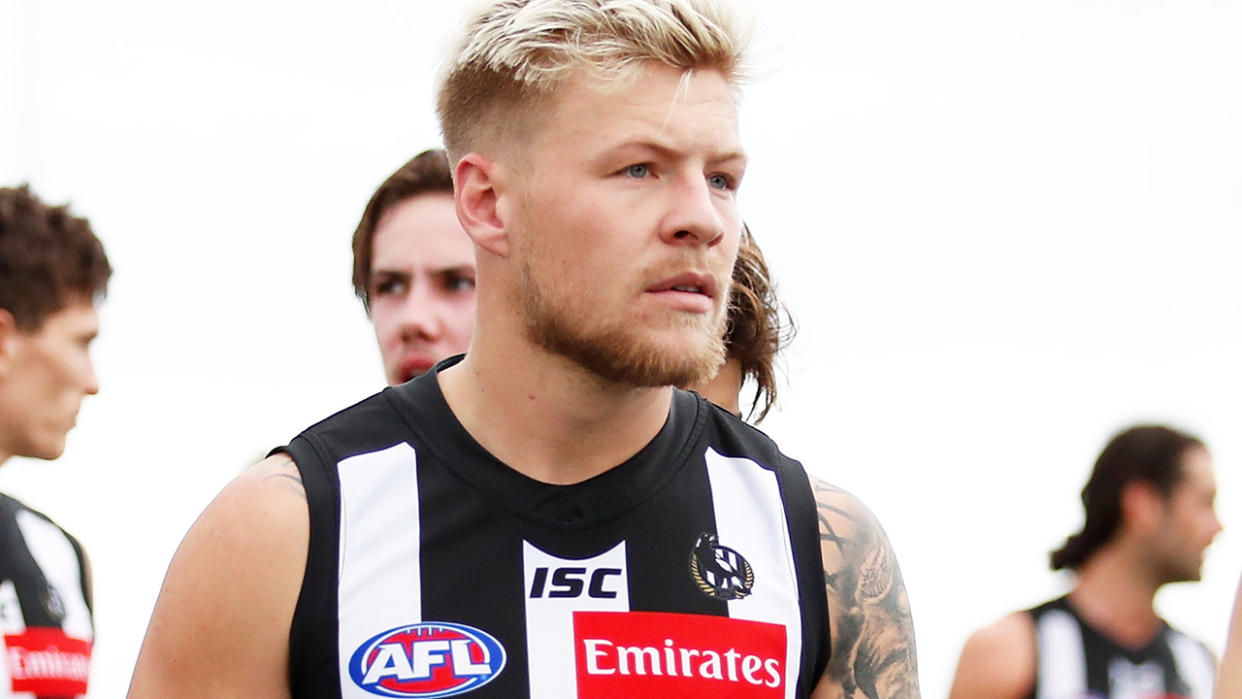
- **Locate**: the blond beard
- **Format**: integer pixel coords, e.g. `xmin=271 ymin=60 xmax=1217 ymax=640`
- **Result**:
xmin=518 ymin=259 xmax=728 ymax=388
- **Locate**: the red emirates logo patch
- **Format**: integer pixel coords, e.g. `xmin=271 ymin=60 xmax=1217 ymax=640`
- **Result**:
xmin=573 ymin=611 xmax=785 ymax=698
xmin=4 ymin=627 xmax=91 ymax=696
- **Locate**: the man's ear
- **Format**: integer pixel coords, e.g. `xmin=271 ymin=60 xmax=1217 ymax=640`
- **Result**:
xmin=0 ymin=309 xmax=20 ymax=380
xmin=455 ymin=153 xmax=510 ymax=259
xmin=1119 ymin=479 xmax=1166 ymax=535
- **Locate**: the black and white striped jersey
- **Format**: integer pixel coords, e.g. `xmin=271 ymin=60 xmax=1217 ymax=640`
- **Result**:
xmin=280 ymin=361 xmax=829 ymax=699
xmin=1026 ymin=596 xmax=1214 ymax=699
xmin=0 ymin=494 xmax=93 ymax=698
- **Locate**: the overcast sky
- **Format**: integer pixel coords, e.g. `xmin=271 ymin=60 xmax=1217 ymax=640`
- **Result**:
xmin=2 ymin=0 xmax=1240 ymax=695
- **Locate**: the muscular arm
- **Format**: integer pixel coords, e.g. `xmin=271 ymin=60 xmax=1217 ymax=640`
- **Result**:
xmin=127 ymin=454 xmax=309 ymax=698
xmin=810 ymin=479 xmax=920 ymax=699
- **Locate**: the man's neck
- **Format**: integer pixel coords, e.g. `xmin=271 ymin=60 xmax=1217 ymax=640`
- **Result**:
xmin=1068 ymin=545 xmax=1164 ymax=648
xmin=438 ymin=339 xmax=673 ymax=485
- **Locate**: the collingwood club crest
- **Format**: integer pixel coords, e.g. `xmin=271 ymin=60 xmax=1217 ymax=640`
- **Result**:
xmin=689 ymin=533 xmax=754 ymax=601
xmin=41 ymin=582 xmax=66 ymax=624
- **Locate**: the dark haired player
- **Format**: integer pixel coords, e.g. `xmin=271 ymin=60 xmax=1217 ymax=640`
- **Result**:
xmin=0 ymin=185 xmax=110 ymax=697
xmin=950 ymin=424 xmax=1220 ymax=698
xmin=351 ymin=149 xmax=475 ymax=386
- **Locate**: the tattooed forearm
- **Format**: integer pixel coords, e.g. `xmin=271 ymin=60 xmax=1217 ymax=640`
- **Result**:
xmin=813 ymin=480 xmax=919 ymax=699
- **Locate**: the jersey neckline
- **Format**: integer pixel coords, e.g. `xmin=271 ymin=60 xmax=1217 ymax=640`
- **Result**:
xmin=381 ymin=355 xmax=712 ymax=531
xmin=1049 ymin=594 xmax=1173 ymax=660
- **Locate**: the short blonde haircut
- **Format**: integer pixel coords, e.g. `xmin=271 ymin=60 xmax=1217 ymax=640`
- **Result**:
xmin=436 ymin=0 xmax=751 ymax=164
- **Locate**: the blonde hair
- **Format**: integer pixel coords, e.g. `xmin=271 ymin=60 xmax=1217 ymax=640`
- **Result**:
xmin=436 ymin=0 xmax=751 ymax=163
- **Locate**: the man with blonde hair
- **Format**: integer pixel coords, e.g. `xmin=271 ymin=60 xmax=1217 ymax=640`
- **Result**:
xmin=129 ymin=1 xmax=919 ymax=697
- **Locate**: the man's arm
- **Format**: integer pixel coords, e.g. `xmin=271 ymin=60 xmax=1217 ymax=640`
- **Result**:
xmin=810 ymin=479 xmax=920 ymax=699
xmin=947 ymin=612 xmax=1036 ymax=699
xmin=1215 ymin=576 xmax=1242 ymax=699
xmin=127 ymin=453 xmax=309 ymax=698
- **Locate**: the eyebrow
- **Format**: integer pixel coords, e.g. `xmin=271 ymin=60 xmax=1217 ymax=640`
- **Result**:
xmin=371 ymin=266 xmax=475 ymax=283
xmin=432 ymin=266 xmax=476 ymax=276
xmin=602 ymin=138 xmax=748 ymax=169
xmin=370 ymin=269 xmax=410 ymax=283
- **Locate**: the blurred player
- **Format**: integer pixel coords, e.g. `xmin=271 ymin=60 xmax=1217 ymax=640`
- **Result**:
xmin=950 ymin=424 xmax=1220 ymax=698
xmin=0 ymin=185 xmax=110 ymax=697
xmin=351 ymin=149 xmax=475 ymax=385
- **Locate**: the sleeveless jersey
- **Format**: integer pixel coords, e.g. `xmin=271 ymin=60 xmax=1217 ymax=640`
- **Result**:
xmin=0 ymin=495 xmax=93 ymax=698
xmin=1027 ymin=596 xmax=1214 ymax=699
xmin=282 ymin=363 xmax=830 ymax=699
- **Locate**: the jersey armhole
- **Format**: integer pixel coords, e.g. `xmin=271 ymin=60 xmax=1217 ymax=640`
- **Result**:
xmin=779 ymin=461 xmax=831 ymax=694
xmin=281 ymin=436 xmax=342 ymax=695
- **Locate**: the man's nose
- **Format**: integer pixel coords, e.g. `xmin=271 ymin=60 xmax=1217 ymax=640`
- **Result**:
xmin=659 ymin=173 xmax=726 ymax=248
xmin=84 ymin=358 xmax=100 ymax=395
xmin=399 ymin=285 xmax=443 ymax=341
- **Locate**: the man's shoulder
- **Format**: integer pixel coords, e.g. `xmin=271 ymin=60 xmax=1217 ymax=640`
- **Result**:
xmin=0 ymin=492 xmax=74 ymax=536
xmin=1162 ymin=621 xmax=1216 ymax=664
xmin=970 ymin=610 xmax=1039 ymax=648
xmin=949 ymin=611 xmax=1037 ymax=698
xmin=294 ymin=386 xmax=397 ymax=437
xmin=693 ymin=392 xmax=802 ymax=472
xmin=808 ymin=475 xmax=921 ymax=697
xmin=285 ymin=380 xmax=437 ymax=454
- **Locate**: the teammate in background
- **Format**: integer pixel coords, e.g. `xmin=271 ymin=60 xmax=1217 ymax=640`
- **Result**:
xmin=0 ymin=185 xmax=110 ymax=697
xmin=1216 ymin=577 xmax=1242 ymax=698
xmin=688 ymin=224 xmax=794 ymax=422
xmin=351 ymin=148 xmax=475 ymax=385
xmin=950 ymin=424 xmax=1220 ymax=699
xmin=128 ymin=1 xmax=919 ymax=697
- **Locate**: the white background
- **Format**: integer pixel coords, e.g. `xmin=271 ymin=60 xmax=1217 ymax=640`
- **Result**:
xmin=1 ymin=0 xmax=1239 ymax=696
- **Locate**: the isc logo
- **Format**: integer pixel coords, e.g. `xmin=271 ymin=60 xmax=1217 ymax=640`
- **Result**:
xmin=348 ymin=622 xmax=506 ymax=698
xmin=529 ymin=566 xmax=623 ymax=599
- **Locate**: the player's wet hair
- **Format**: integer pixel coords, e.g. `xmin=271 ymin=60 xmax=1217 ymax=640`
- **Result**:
xmin=351 ymin=149 xmax=455 ymax=313
xmin=1050 ymin=424 xmax=1205 ymax=571
xmin=0 ymin=185 xmax=111 ymax=332
xmin=436 ymin=0 xmax=752 ymax=164
xmin=727 ymin=224 xmax=793 ymax=423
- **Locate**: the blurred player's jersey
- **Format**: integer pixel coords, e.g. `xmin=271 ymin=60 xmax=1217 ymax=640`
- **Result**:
xmin=1027 ymin=595 xmax=1212 ymax=699
xmin=0 ymin=495 xmax=92 ymax=699
xmin=279 ymin=357 xmax=830 ymax=699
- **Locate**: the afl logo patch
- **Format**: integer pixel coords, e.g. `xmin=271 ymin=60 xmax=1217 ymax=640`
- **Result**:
xmin=348 ymin=622 xmax=506 ymax=697
xmin=689 ymin=532 xmax=754 ymax=601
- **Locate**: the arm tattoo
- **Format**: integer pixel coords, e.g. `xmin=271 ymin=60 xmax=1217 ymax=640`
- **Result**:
xmin=260 ymin=457 xmax=307 ymax=502
xmin=814 ymin=480 xmax=919 ymax=698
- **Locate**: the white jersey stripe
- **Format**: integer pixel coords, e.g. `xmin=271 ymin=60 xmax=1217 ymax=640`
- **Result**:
xmin=336 ymin=443 xmax=422 ymax=698
xmin=13 ymin=511 xmax=92 ymax=641
xmin=705 ymin=448 xmax=803 ymax=699
xmin=1168 ymin=631 xmax=1214 ymax=699
xmin=1036 ymin=608 xmax=1087 ymax=699
xmin=522 ymin=541 xmax=629 ymax=698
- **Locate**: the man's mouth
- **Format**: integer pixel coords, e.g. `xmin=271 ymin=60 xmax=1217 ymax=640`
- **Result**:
xmin=649 ymin=272 xmax=717 ymax=299
xmin=646 ymin=272 xmax=719 ymax=314
xmin=398 ymin=356 xmax=435 ymax=383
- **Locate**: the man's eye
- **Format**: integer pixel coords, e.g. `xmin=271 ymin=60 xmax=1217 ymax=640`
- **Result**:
xmin=707 ymin=174 xmax=732 ymax=190
xmin=445 ymin=274 xmax=476 ymax=293
xmin=625 ymin=164 xmax=649 ymax=179
xmin=374 ymin=279 xmax=407 ymax=297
